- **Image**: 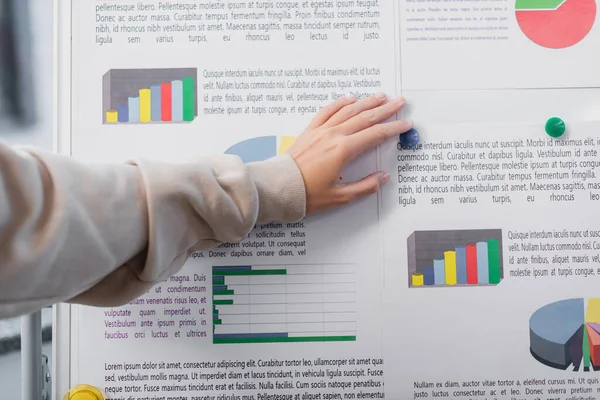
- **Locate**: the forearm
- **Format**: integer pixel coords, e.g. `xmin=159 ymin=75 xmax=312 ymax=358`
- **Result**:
xmin=0 ymin=142 xmax=305 ymax=318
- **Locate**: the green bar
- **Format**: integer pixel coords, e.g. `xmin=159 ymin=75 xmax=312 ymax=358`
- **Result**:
xmin=182 ymin=77 xmax=195 ymax=121
xmin=584 ymin=326 xmax=591 ymax=369
xmin=213 ymin=278 xmax=224 ymax=285
xmin=213 ymin=336 xmax=356 ymax=344
xmin=515 ymin=0 xmax=563 ymax=10
xmin=487 ymin=238 xmax=501 ymax=284
xmin=214 ymin=290 xmax=234 ymax=296
xmin=214 ymin=300 xmax=233 ymax=305
xmin=213 ymin=309 xmax=218 ymax=315
xmin=214 ymin=319 xmax=222 ymax=325
xmin=213 ymin=269 xmax=287 ymax=276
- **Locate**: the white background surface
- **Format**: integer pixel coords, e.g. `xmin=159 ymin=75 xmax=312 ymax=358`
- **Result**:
xmin=0 ymin=0 xmax=54 ymax=398
xmin=60 ymin=0 xmax=600 ymax=397
xmin=29 ymin=0 xmax=600 ymax=397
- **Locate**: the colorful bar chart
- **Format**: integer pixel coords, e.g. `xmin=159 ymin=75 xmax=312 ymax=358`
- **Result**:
xmin=407 ymin=229 xmax=503 ymax=288
xmin=212 ymin=264 xmax=356 ymax=344
xmin=530 ymin=298 xmax=600 ymax=371
xmin=102 ymin=68 xmax=197 ymax=124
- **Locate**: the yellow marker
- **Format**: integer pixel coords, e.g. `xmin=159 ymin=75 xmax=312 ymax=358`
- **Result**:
xmin=63 ymin=384 xmax=104 ymax=400
xmin=411 ymin=273 xmax=424 ymax=286
xmin=444 ymin=251 xmax=457 ymax=285
xmin=139 ymin=88 xmax=151 ymax=122
xmin=105 ymin=110 xmax=118 ymax=123
xmin=278 ymin=136 xmax=296 ymax=154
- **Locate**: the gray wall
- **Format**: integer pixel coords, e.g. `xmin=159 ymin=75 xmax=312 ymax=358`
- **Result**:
xmin=0 ymin=0 xmax=55 ymax=398
xmin=0 ymin=0 xmax=54 ymax=149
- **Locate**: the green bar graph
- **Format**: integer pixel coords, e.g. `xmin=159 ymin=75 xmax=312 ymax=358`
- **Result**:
xmin=183 ymin=77 xmax=195 ymax=122
xmin=487 ymin=238 xmax=501 ymax=284
xmin=212 ymin=264 xmax=357 ymax=345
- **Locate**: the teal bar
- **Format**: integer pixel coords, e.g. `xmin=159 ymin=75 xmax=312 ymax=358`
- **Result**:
xmin=476 ymin=242 xmax=489 ymax=284
xmin=433 ymin=259 xmax=445 ymax=285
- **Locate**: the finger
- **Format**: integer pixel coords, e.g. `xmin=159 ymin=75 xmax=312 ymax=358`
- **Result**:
xmin=323 ymin=92 xmax=388 ymax=128
xmin=306 ymin=96 xmax=356 ymax=129
xmin=344 ymin=119 xmax=414 ymax=162
xmin=335 ymin=171 xmax=390 ymax=205
xmin=335 ymin=97 xmax=406 ymax=136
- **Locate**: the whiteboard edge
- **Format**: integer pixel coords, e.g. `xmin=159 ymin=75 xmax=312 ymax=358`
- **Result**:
xmin=52 ymin=0 xmax=73 ymax=398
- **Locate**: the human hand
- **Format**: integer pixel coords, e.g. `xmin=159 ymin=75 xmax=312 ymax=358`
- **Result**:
xmin=286 ymin=93 xmax=412 ymax=216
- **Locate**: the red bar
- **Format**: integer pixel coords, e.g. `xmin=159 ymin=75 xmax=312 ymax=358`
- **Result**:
xmin=466 ymin=244 xmax=478 ymax=284
xmin=161 ymin=82 xmax=172 ymax=121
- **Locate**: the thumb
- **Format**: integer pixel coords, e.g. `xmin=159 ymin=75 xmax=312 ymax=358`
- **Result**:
xmin=335 ymin=171 xmax=390 ymax=204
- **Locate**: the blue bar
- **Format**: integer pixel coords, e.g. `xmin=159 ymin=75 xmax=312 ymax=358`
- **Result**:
xmin=213 ymin=266 xmax=252 ymax=271
xmin=422 ymin=266 xmax=435 ymax=286
xmin=117 ymin=103 xmax=129 ymax=122
xmin=476 ymin=242 xmax=489 ymax=284
xmin=212 ymin=275 xmax=225 ymax=281
xmin=128 ymin=96 xmax=140 ymax=122
xmin=171 ymin=80 xmax=183 ymax=121
xmin=433 ymin=259 xmax=445 ymax=285
xmin=212 ymin=285 xmax=228 ymax=291
xmin=456 ymin=246 xmax=467 ymax=284
xmin=150 ymin=84 xmax=162 ymax=121
xmin=213 ymin=333 xmax=288 ymax=339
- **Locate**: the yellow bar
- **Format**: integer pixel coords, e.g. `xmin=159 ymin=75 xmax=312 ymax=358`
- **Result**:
xmin=139 ymin=88 xmax=151 ymax=122
xmin=444 ymin=251 xmax=457 ymax=285
xmin=278 ymin=136 xmax=296 ymax=154
xmin=106 ymin=110 xmax=118 ymax=123
xmin=586 ymin=298 xmax=600 ymax=323
xmin=411 ymin=273 xmax=424 ymax=287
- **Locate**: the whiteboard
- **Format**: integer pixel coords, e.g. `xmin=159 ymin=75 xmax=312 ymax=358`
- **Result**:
xmin=53 ymin=0 xmax=600 ymax=398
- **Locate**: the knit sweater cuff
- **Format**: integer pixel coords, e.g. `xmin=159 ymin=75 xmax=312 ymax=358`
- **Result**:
xmin=246 ymin=154 xmax=306 ymax=223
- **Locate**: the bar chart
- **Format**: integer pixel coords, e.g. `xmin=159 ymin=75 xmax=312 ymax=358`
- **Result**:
xmin=407 ymin=229 xmax=503 ymax=288
xmin=212 ymin=264 xmax=356 ymax=344
xmin=102 ymin=68 xmax=197 ymax=124
xmin=530 ymin=298 xmax=600 ymax=371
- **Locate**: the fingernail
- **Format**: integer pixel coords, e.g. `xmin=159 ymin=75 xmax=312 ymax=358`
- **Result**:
xmin=345 ymin=95 xmax=356 ymax=101
xmin=375 ymin=92 xmax=387 ymax=100
xmin=379 ymin=172 xmax=390 ymax=184
xmin=393 ymin=97 xmax=406 ymax=105
xmin=406 ymin=118 xmax=414 ymax=127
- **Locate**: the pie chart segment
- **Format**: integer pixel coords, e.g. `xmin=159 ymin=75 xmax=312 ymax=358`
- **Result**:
xmin=529 ymin=298 xmax=584 ymax=369
xmin=530 ymin=298 xmax=600 ymax=371
xmin=515 ymin=0 xmax=596 ymax=49
xmin=224 ymin=135 xmax=297 ymax=163
xmin=586 ymin=324 xmax=600 ymax=366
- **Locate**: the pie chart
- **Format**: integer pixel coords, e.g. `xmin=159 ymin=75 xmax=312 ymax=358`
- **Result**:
xmin=529 ymin=298 xmax=600 ymax=371
xmin=224 ymin=136 xmax=296 ymax=163
xmin=515 ymin=0 xmax=596 ymax=48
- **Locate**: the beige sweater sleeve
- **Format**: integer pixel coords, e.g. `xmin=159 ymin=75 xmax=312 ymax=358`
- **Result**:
xmin=0 ymin=140 xmax=306 ymax=319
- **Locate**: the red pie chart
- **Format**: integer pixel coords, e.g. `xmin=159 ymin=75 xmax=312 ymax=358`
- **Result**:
xmin=516 ymin=0 xmax=596 ymax=48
